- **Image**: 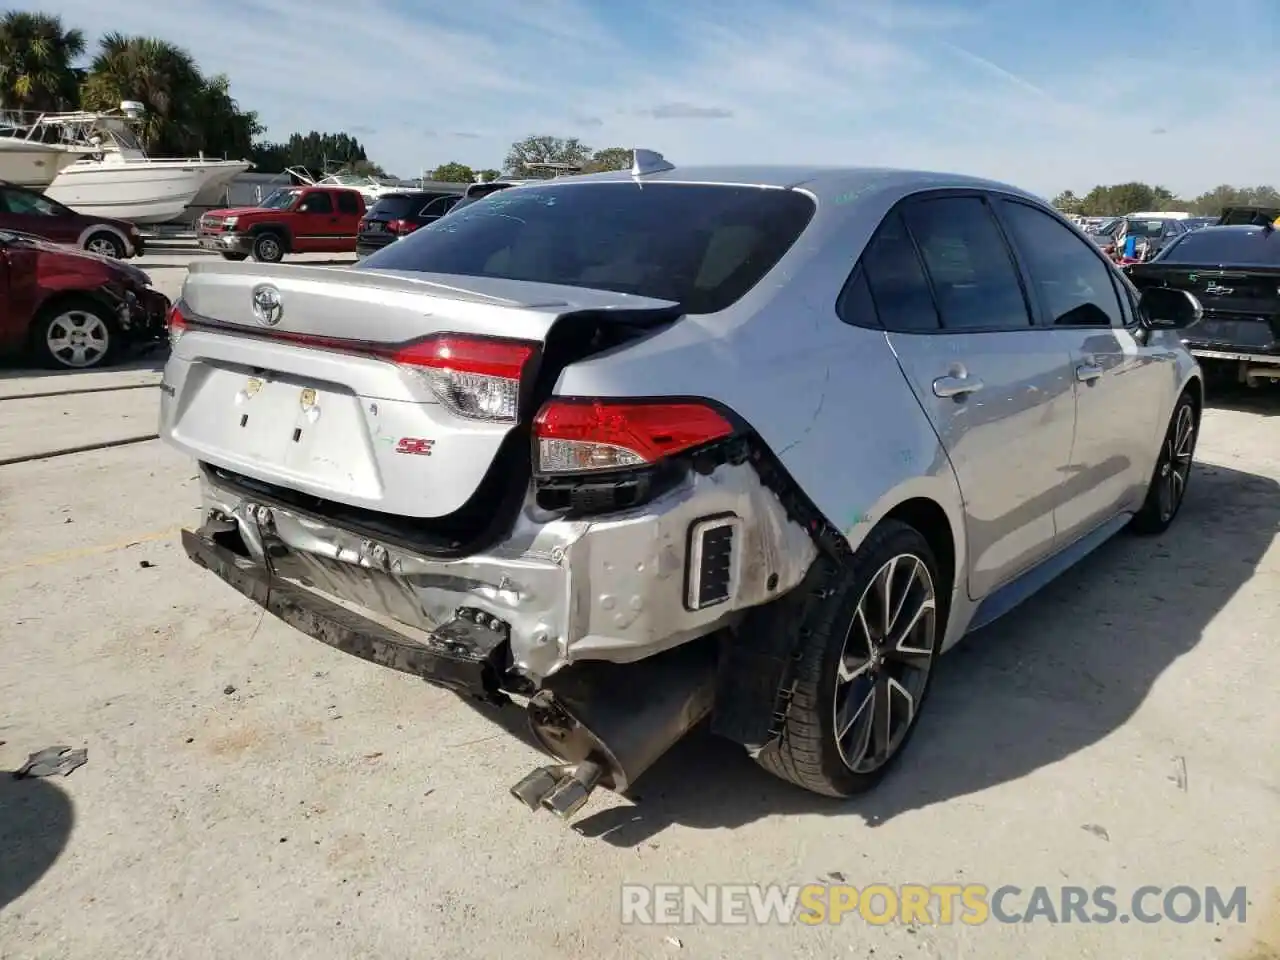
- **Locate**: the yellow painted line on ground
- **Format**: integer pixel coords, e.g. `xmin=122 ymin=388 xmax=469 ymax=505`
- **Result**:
xmin=0 ymin=525 xmax=183 ymax=577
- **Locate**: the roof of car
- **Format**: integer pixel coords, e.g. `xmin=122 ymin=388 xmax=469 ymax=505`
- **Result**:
xmin=550 ymin=165 xmax=1044 ymax=205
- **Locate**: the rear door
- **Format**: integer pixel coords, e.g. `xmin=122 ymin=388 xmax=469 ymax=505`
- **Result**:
xmin=995 ymin=197 xmax=1168 ymax=541
xmin=872 ymin=193 xmax=1078 ymax=599
xmin=334 ymin=190 xmax=363 ymax=247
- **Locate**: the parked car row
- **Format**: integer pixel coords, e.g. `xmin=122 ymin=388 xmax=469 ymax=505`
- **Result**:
xmin=196 ymin=180 xmax=524 ymax=263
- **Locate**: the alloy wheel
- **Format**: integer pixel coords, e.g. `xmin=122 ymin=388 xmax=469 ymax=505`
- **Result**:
xmin=45 ymin=310 xmax=110 ymax=368
xmin=87 ymin=237 xmax=120 ymax=257
xmin=1157 ymin=404 xmax=1195 ymax=521
xmin=832 ymin=554 xmax=937 ymax=774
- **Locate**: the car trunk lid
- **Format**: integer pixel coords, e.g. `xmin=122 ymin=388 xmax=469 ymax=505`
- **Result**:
xmin=1127 ymin=262 xmax=1280 ymax=352
xmin=162 ymin=261 xmax=682 ymax=521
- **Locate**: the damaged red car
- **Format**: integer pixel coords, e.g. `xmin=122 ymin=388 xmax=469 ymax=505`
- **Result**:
xmin=0 ymin=229 xmax=170 ymax=369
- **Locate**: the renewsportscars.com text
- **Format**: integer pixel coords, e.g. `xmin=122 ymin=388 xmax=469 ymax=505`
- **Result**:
xmin=620 ymin=883 xmax=1248 ymax=926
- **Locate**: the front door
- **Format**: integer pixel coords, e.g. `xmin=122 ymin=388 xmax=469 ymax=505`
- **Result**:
xmin=993 ymin=198 xmax=1170 ymax=543
xmin=866 ymin=195 xmax=1078 ymax=600
xmin=294 ymin=191 xmax=339 ymax=252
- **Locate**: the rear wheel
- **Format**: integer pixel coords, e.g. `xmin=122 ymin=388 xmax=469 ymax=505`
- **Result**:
xmin=84 ymin=230 xmax=125 ymax=259
xmin=252 ymin=232 xmax=284 ymax=263
xmin=1130 ymin=392 xmax=1198 ymax=535
xmin=755 ymin=520 xmax=943 ymax=797
xmin=32 ymin=299 xmax=119 ymax=370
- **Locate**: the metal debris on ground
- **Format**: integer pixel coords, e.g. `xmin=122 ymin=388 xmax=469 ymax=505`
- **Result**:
xmin=13 ymin=745 xmax=88 ymax=779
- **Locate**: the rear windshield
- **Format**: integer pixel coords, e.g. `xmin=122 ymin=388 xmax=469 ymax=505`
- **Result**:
xmin=358 ymin=182 xmax=816 ymax=314
xmin=1153 ymin=228 xmax=1280 ymax=266
xmin=368 ymin=195 xmax=419 ymax=218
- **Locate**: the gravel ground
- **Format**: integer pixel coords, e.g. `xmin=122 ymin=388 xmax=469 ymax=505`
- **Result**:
xmin=0 ymin=249 xmax=1277 ymax=960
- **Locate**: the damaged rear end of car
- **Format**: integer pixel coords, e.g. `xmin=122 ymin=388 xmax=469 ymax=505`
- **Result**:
xmin=161 ymin=200 xmax=820 ymax=818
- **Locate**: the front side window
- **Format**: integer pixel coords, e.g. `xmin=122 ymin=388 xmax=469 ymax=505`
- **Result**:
xmin=998 ymin=200 xmax=1124 ymax=328
xmin=901 ymin=196 xmax=1031 ymax=331
xmin=359 ymin=182 xmax=816 ymax=315
xmin=300 ymin=192 xmax=334 ymax=214
xmin=1 ymin=188 xmax=61 ymax=216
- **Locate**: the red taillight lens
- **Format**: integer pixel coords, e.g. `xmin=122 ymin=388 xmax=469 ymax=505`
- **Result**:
xmin=166 ymin=300 xmax=189 ymax=348
xmin=388 ymin=219 xmax=418 ymax=235
xmin=532 ymin=399 xmax=735 ymax=473
xmin=393 ymin=335 xmax=536 ymax=422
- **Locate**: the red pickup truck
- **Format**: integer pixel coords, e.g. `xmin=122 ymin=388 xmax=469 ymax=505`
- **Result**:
xmin=197 ymin=185 xmax=366 ymax=263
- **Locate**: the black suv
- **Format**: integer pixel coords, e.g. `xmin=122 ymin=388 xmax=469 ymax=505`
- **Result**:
xmin=356 ymin=190 xmax=465 ymax=256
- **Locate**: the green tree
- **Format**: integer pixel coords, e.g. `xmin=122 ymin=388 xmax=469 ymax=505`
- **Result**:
xmin=585 ymin=147 xmax=632 ymax=173
xmin=429 ymin=161 xmax=475 ymax=183
xmin=81 ymin=33 xmax=207 ymax=155
xmin=0 ymin=10 xmax=85 ymax=112
xmin=1188 ymin=184 xmax=1280 ymax=216
xmin=188 ymin=73 xmax=260 ymax=160
xmin=503 ymin=134 xmax=592 ymax=178
xmin=1051 ymin=190 xmax=1083 ymax=215
xmin=1076 ymin=182 xmax=1183 ymax=216
xmin=476 ymin=168 xmax=501 ymax=182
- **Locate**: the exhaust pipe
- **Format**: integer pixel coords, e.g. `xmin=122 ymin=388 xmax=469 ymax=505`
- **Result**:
xmin=510 ymin=637 xmax=719 ymax=819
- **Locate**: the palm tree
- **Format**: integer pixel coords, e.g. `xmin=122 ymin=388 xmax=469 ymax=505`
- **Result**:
xmin=0 ymin=11 xmax=86 ymax=113
xmin=81 ymin=33 xmax=204 ymax=155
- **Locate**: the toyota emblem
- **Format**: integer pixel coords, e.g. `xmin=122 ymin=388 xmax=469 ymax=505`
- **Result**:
xmin=251 ymin=283 xmax=283 ymax=326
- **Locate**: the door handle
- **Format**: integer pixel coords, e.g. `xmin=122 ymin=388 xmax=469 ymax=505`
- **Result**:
xmin=1076 ymin=363 xmax=1104 ymax=382
xmin=932 ymin=375 xmax=984 ymax=399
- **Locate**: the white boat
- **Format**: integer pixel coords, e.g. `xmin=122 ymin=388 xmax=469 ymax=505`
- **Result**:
xmin=0 ymin=120 xmax=95 ymax=188
xmin=286 ymin=166 xmax=401 ymax=204
xmin=32 ymin=103 xmax=252 ymax=224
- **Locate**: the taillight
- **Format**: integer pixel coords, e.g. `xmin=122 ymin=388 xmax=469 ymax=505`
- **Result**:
xmin=393 ymin=334 xmax=536 ymax=423
xmin=388 ymin=219 xmax=418 ymax=235
xmin=166 ymin=300 xmax=189 ymax=349
xmin=532 ymin=399 xmax=734 ymax=473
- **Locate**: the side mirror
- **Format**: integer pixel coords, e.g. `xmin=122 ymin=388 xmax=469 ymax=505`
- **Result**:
xmin=1138 ymin=287 xmax=1202 ymax=329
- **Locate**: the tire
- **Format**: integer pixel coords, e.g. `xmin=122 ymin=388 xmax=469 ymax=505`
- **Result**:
xmin=754 ymin=519 xmax=944 ymax=797
xmin=31 ymin=298 xmax=119 ymax=370
xmin=84 ymin=230 xmax=125 ymax=259
xmin=1129 ymin=392 xmax=1198 ymax=535
xmin=251 ymin=232 xmax=284 ymax=263
xmin=220 ymin=252 xmax=248 ymax=261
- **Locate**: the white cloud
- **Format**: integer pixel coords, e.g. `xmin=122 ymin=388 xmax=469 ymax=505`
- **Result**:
xmin=21 ymin=0 xmax=1280 ymax=195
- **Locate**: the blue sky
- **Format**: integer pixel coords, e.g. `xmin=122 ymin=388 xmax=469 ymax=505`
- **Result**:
xmin=30 ymin=0 xmax=1280 ymax=196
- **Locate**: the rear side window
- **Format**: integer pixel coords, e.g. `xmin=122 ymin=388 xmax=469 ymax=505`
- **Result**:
xmin=901 ymin=197 xmax=1031 ymax=331
xmin=336 ymin=191 xmax=361 ymax=215
xmin=998 ymin=200 xmax=1124 ymax=328
xmin=358 ymin=182 xmax=816 ymax=315
xmin=858 ymin=211 xmax=939 ymax=332
xmin=420 ymin=196 xmax=458 ymax=218
xmin=1152 ymin=228 xmax=1280 ymax=266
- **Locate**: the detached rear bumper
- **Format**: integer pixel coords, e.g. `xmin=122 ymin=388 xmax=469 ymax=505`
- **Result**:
xmin=182 ymin=527 xmax=509 ymax=699
xmin=184 ymin=462 xmax=816 ymax=687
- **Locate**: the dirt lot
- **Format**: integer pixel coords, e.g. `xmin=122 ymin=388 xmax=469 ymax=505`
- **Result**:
xmin=1 ymin=250 xmax=1277 ymax=960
